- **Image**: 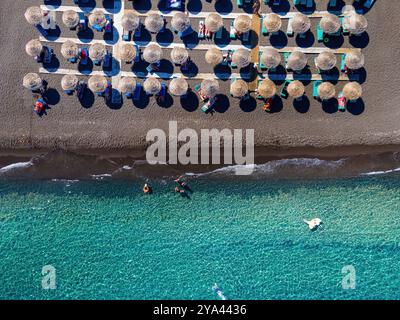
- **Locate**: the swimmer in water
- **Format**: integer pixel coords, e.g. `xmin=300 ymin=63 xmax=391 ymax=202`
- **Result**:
xmin=143 ymin=183 xmax=152 ymax=194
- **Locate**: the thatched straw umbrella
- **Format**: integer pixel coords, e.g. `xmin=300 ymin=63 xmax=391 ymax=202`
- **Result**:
xmin=314 ymin=51 xmax=337 ymax=71
xmin=205 ymin=13 xmax=223 ymax=33
xmin=25 ymin=39 xmax=43 ymax=57
xmin=171 ymin=47 xmax=189 ymax=65
xmin=317 ymin=82 xmax=336 ymax=100
xmin=144 ymin=14 xmax=164 ymax=33
xmin=61 ymin=74 xmax=78 ymax=91
xmin=258 ymin=79 xmax=276 ymax=98
xmin=23 ymin=73 xmax=42 ymax=90
xmin=232 ymin=48 xmax=251 ymax=68
xmin=287 ymin=81 xmax=305 ymax=99
xmin=89 ymin=10 xmax=107 ymax=28
xmin=169 ymin=78 xmax=188 ymax=96
xmin=260 ymin=48 xmax=281 ymax=69
xmin=89 ymin=43 xmax=107 ymax=61
xmin=143 ymin=43 xmax=162 ymax=64
xmin=143 ymin=77 xmax=161 ymax=95
xmin=343 ymin=13 xmax=368 ymax=35
xmin=230 ymin=80 xmax=248 ymax=98
xmin=263 ymin=13 xmax=282 ymax=33
xmin=205 ymin=48 xmax=223 ymax=66
xmin=61 ymin=40 xmax=79 ymax=59
xmin=291 ymin=13 xmax=311 ymax=34
xmin=320 ymin=13 xmax=341 ymax=34
xmin=234 ymin=15 xmax=251 ymax=33
xmin=171 ymin=12 xmax=191 ymax=33
xmin=88 ymin=75 xmax=108 ymax=93
xmin=343 ymin=82 xmax=362 ymax=101
xmin=118 ymin=77 xmax=136 ymax=94
xmin=118 ymin=43 xmax=137 ymax=63
xmin=62 ymin=10 xmax=79 ymax=28
xmin=121 ymin=11 xmax=140 ymax=31
xmin=201 ymin=79 xmax=219 ymax=98
xmin=25 ymin=6 xmax=43 ymax=25
xmin=286 ymin=51 xmax=307 ymax=71
xmin=345 ymin=51 xmax=365 ymax=70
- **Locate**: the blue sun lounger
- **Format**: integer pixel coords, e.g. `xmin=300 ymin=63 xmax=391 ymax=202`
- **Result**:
xmin=230 ymin=21 xmax=236 ymax=39
xmin=133 ymin=83 xmax=141 ymax=100
xmin=237 ymin=0 xmax=243 ymax=7
xmin=134 ymin=24 xmax=142 ymax=38
xmin=103 ymin=51 xmax=112 ymax=68
xmin=364 ymin=0 xmax=375 ymax=9
xmin=215 ymin=27 xmax=223 ymax=39
xmin=78 ymin=12 xmax=87 ymax=31
xmin=43 ymin=46 xmax=53 ymax=64
xmin=313 ymin=80 xmax=321 ymax=99
xmin=340 ymin=54 xmax=346 ymax=71
xmin=201 ymin=96 xmax=217 ymax=113
xmin=122 ymin=29 xmax=131 ymax=41
xmin=280 ymin=80 xmax=291 ymax=99
xmin=179 ymin=26 xmax=194 ymax=38
xmin=259 ymin=51 xmax=266 ymax=70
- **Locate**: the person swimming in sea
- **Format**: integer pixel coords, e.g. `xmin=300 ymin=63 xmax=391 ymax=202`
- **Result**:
xmin=175 ymin=175 xmax=192 ymax=193
xmin=175 ymin=186 xmax=189 ymax=198
xmin=143 ymin=183 xmax=152 ymax=194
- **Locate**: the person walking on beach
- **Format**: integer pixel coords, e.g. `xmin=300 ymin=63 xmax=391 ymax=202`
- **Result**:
xmin=253 ymin=0 xmax=261 ymax=16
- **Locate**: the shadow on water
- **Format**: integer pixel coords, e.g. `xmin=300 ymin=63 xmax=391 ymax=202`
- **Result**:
xmin=293 ymin=96 xmax=310 ymax=113
xmin=346 ymin=99 xmax=365 ymax=115
xmin=78 ymin=87 xmax=95 ymax=109
xmin=322 ymin=97 xmax=338 ymax=114
xmin=180 ymin=91 xmax=199 ymax=112
xmin=187 ymin=0 xmax=202 ymax=14
xmin=213 ymin=94 xmax=230 ymax=113
xmin=215 ymin=0 xmax=233 ymax=14
xmin=239 ymin=96 xmax=257 ymax=112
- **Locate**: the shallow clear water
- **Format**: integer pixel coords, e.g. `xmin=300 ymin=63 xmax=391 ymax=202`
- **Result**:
xmin=0 ymin=175 xmax=399 ymax=300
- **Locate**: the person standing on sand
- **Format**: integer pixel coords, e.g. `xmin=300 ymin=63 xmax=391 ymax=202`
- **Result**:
xmin=253 ymin=0 xmax=261 ymax=16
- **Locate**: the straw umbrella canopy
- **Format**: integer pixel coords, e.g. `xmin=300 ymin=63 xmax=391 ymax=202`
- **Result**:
xmin=89 ymin=10 xmax=107 ymax=28
xmin=169 ymin=78 xmax=189 ymax=96
xmin=201 ymin=79 xmax=219 ymax=98
xmin=263 ymin=13 xmax=282 ymax=33
xmin=88 ymin=75 xmax=108 ymax=92
xmin=171 ymin=12 xmax=191 ymax=33
xmin=317 ymin=82 xmax=336 ymax=100
xmin=118 ymin=77 xmax=137 ymax=93
xmin=260 ymin=48 xmax=281 ymax=69
xmin=205 ymin=48 xmax=223 ymax=66
xmin=234 ymin=15 xmax=252 ymax=33
xmin=143 ymin=77 xmax=161 ymax=95
xmin=171 ymin=47 xmax=189 ymax=65
xmin=258 ymin=79 xmax=276 ymax=99
xmin=320 ymin=13 xmax=341 ymax=34
xmin=25 ymin=6 xmax=43 ymax=25
xmin=287 ymin=51 xmax=308 ymax=71
xmin=314 ymin=51 xmax=337 ymax=71
xmin=23 ymin=73 xmax=42 ymax=90
xmin=287 ymin=81 xmax=305 ymax=99
xmin=118 ymin=43 xmax=137 ymax=62
xmin=291 ymin=13 xmax=311 ymax=34
xmin=343 ymin=82 xmax=362 ymax=101
xmin=61 ymin=40 xmax=79 ymax=59
xmin=25 ymin=39 xmax=43 ymax=57
xmin=205 ymin=13 xmax=223 ymax=33
xmin=345 ymin=51 xmax=365 ymax=70
xmin=61 ymin=74 xmax=78 ymax=91
xmin=343 ymin=13 xmax=368 ymax=35
xmin=121 ymin=11 xmax=140 ymax=31
xmin=232 ymin=48 xmax=251 ymax=68
xmin=230 ymin=80 xmax=248 ymax=98
xmin=143 ymin=43 xmax=162 ymax=64
xmin=62 ymin=10 xmax=80 ymax=28
xmin=144 ymin=14 xmax=164 ymax=33
xmin=89 ymin=43 xmax=107 ymax=61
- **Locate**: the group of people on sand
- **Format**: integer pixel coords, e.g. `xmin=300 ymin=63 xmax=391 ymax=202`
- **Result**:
xmin=142 ymin=175 xmax=192 ymax=198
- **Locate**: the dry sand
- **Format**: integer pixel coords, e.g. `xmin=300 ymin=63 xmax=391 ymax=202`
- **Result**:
xmin=0 ymin=0 xmax=399 ymax=160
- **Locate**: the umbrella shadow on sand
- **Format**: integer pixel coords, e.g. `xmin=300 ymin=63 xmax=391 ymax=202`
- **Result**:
xmin=271 ymin=0 xmax=291 ymax=15
xmin=270 ymin=31 xmax=288 ymax=49
xmin=296 ymin=32 xmax=315 ymax=48
xmin=346 ymin=99 xmax=365 ymax=115
xmin=103 ymin=0 xmax=122 ymax=14
xmin=239 ymin=96 xmax=257 ymax=112
xmin=133 ymin=0 xmax=152 ymax=13
xmin=42 ymin=56 xmax=60 ymax=73
xmin=322 ymin=98 xmax=339 ymax=114
xmin=327 ymin=0 xmax=346 ymax=14
xmin=78 ymin=87 xmax=95 ymax=109
xmin=215 ymin=0 xmax=233 ymax=14
xmin=349 ymin=33 xmax=369 ymax=49
xmin=213 ymin=94 xmax=230 ymax=113
xmin=180 ymin=91 xmax=199 ymax=112
xmin=44 ymin=0 xmax=61 ymax=8
xmin=43 ymin=88 xmax=60 ymax=106
xmin=187 ymin=0 xmax=202 ymax=14
xmin=132 ymin=92 xmax=150 ymax=109
xmin=78 ymin=0 xmax=96 ymax=12
xmin=293 ymin=95 xmax=310 ymax=113
xmin=77 ymin=28 xmax=94 ymax=43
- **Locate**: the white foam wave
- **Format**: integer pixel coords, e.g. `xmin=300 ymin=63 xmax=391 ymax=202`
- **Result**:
xmin=91 ymin=174 xmax=112 ymax=180
xmin=361 ymin=167 xmax=400 ymax=176
xmin=0 ymin=161 xmax=33 ymax=173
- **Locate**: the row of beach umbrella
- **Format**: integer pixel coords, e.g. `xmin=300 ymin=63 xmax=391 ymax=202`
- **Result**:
xmin=25 ymin=6 xmax=368 ymax=36
xmin=23 ymin=72 xmax=363 ymax=101
xmin=25 ymin=38 xmax=365 ymax=71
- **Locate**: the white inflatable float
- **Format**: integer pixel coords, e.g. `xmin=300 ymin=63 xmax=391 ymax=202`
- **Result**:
xmin=303 ymin=218 xmax=322 ymax=231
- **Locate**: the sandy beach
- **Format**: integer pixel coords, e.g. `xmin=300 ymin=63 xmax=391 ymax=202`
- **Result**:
xmin=0 ymin=0 xmax=399 ymax=161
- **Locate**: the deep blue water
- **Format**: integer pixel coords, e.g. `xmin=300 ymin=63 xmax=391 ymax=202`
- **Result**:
xmin=0 ymin=175 xmax=399 ymax=299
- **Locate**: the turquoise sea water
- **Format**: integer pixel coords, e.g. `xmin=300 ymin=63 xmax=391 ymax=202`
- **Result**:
xmin=0 ymin=175 xmax=399 ymax=300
